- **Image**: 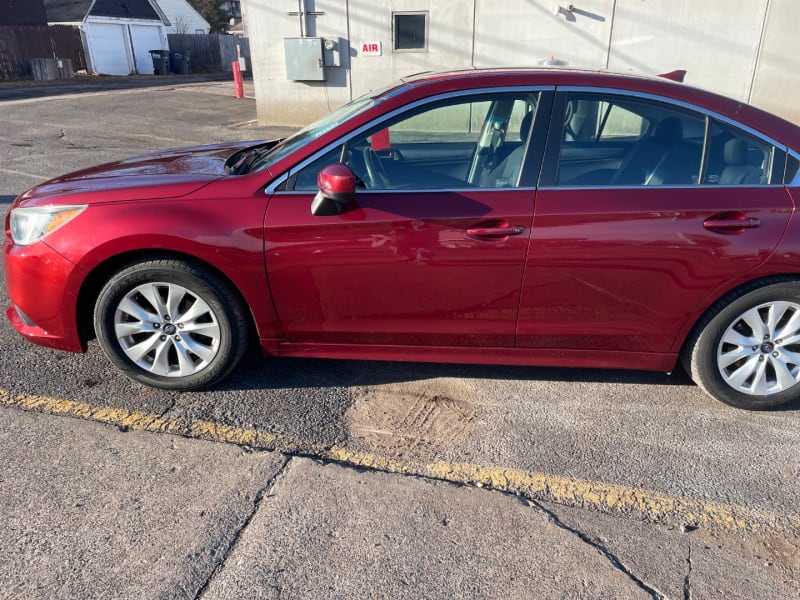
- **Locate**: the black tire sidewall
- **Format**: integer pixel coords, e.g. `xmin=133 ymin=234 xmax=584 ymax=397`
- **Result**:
xmin=94 ymin=261 xmax=242 ymax=391
xmin=690 ymin=281 xmax=800 ymax=409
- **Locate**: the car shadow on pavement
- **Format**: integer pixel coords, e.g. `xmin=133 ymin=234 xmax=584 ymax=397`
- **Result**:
xmin=219 ymin=355 xmax=800 ymax=411
xmin=223 ymin=352 xmax=694 ymax=391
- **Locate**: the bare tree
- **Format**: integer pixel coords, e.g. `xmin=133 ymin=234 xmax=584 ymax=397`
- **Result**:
xmin=173 ymin=15 xmax=191 ymax=35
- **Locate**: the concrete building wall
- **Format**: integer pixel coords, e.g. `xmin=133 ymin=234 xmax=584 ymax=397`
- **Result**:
xmin=249 ymin=0 xmax=800 ymax=126
xmin=750 ymin=0 xmax=798 ymax=121
xmin=607 ymin=0 xmax=768 ymax=103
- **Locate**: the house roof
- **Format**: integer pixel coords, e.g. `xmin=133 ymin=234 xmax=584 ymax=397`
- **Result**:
xmin=44 ymin=0 xmax=162 ymax=22
xmin=44 ymin=0 xmax=91 ymax=22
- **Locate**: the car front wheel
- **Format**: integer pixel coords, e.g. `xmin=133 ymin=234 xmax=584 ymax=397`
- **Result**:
xmin=94 ymin=258 xmax=248 ymax=391
xmin=684 ymin=280 xmax=800 ymax=409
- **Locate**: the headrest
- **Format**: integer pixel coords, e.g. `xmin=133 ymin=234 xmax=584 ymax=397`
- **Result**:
xmin=652 ymin=117 xmax=683 ymax=146
xmin=724 ymin=139 xmax=748 ymax=165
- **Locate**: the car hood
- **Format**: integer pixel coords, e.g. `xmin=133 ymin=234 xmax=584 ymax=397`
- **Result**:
xmin=17 ymin=141 xmax=267 ymax=206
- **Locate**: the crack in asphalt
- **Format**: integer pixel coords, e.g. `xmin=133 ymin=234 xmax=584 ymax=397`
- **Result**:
xmin=683 ymin=540 xmax=693 ymax=600
xmin=193 ymin=454 xmax=292 ymax=600
xmin=3 ymin=386 xmax=798 ymax=536
xmin=527 ymin=499 xmax=666 ymax=599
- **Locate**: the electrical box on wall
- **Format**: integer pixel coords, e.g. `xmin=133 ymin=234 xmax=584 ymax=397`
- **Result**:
xmin=322 ymin=38 xmax=342 ymax=67
xmin=284 ymin=37 xmax=325 ymax=81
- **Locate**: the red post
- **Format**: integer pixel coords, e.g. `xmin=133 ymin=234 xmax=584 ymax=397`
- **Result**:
xmin=232 ymin=61 xmax=244 ymax=99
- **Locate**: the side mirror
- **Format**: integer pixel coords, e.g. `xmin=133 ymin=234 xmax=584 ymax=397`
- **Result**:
xmin=311 ymin=163 xmax=356 ymax=216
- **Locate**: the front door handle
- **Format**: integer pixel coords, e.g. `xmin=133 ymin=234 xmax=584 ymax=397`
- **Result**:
xmin=703 ymin=212 xmax=762 ymax=234
xmin=467 ymin=225 xmax=525 ymax=239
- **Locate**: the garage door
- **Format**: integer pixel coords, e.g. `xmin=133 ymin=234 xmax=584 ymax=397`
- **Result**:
xmin=129 ymin=25 xmax=164 ymax=75
xmin=87 ymin=23 xmax=131 ymax=75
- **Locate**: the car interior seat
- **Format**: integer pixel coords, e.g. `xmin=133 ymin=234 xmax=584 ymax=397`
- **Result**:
xmin=478 ymin=111 xmax=533 ymax=187
xmin=609 ymin=117 xmax=684 ymax=185
xmin=718 ymin=138 xmax=763 ymax=185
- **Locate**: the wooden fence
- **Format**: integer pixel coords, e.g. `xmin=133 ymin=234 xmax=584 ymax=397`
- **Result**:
xmin=167 ymin=34 xmax=249 ymax=73
xmin=0 ymin=25 xmax=86 ymax=80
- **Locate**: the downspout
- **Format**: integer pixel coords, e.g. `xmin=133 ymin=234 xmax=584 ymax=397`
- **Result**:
xmin=604 ymin=0 xmax=617 ymax=70
xmin=346 ymin=0 xmax=353 ymax=100
xmin=747 ymin=0 xmax=771 ymax=104
xmin=298 ymin=0 xmax=306 ymax=37
xmin=470 ymin=0 xmax=477 ymax=68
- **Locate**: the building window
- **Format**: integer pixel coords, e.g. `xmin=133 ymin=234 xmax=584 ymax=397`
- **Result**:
xmin=393 ymin=12 xmax=427 ymax=51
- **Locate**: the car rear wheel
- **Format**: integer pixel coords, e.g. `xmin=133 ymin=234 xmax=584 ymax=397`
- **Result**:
xmin=683 ymin=280 xmax=800 ymax=409
xmin=94 ymin=258 xmax=248 ymax=391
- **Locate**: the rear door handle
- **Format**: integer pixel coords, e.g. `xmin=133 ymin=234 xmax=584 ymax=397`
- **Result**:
xmin=703 ymin=212 xmax=762 ymax=234
xmin=467 ymin=225 xmax=525 ymax=238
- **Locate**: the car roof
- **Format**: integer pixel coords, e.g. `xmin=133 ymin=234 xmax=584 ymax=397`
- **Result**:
xmin=376 ymin=68 xmax=800 ymax=151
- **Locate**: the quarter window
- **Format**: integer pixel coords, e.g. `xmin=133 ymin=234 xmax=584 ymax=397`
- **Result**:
xmin=702 ymin=120 xmax=774 ymax=185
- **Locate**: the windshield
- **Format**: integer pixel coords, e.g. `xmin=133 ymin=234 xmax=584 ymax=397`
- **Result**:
xmin=248 ymin=93 xmax=378 ymax=172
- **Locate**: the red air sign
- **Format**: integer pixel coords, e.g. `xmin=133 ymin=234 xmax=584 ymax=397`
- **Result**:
xmin=360 ymin=41 xmax=382 ymax=56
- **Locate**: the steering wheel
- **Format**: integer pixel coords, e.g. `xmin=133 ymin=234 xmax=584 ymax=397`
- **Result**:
xmin=362 ymin=148 xmax=390 ymax=188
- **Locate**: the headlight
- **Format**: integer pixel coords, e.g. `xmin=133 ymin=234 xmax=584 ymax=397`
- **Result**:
xmin=9 ymin=205 xmax=87 ymax=246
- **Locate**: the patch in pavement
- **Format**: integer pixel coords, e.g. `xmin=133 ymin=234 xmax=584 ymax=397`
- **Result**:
xmin=348 ymin=381 xmax=477 ymax=461
xmin=2 ymin=386 xmax=800 ymax=537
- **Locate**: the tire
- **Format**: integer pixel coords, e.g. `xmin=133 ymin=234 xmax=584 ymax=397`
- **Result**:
xmin=94 ymin=258 xmax=249 ymax=391
xmin=683 ymin=279 xmax=800 ymax=409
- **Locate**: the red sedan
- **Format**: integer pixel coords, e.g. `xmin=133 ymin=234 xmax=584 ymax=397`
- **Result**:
xmin=5 ymin=68 xmax=800 ymax=409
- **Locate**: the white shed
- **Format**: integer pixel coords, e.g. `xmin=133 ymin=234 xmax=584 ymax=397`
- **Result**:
xmin=45 ymin=0 xmax=170 ymax=76
xmin=157 ymin=0 xmax=210 ymax=34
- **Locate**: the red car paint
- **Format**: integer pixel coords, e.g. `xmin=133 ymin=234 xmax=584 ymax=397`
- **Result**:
xmin=5 ymin=68 xmax=800 ymax=379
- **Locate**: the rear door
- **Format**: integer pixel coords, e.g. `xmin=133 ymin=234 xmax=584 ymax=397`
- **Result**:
xmin=517 ymin=90 xmax=793 ymax=354
xmin=264 ymin=89 xmax=551 ymax=348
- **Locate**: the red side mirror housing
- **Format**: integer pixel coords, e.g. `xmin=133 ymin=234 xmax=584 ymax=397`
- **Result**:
xmin=317 ymin=163 xmax=356 ymax=203
xmin=311 ymin=163 xmax=357 ymax=216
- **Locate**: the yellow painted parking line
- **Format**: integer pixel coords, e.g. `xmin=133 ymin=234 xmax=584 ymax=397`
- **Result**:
xmin=2 ymin=386 xmax=798 ymax=535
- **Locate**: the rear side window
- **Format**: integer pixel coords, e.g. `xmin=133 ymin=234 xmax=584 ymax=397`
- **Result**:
xmin=554 ymin=92 xmax=781 ymax=188
xmin=556 ymin=93 xmax=704 ymax=186
xmin=598 ymin=103 xmax=646 ymax=141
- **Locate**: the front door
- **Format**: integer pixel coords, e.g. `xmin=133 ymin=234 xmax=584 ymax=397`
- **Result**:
xmin=264 ymin=90 xmax=547 ymax=347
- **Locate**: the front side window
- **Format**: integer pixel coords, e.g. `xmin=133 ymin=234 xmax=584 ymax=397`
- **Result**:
xmin=291 ymin=92 xmax=540 ymax=191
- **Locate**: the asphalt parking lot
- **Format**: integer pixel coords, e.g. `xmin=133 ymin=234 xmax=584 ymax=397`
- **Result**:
xmin=1 ymin=77 xmax=799 ymax=598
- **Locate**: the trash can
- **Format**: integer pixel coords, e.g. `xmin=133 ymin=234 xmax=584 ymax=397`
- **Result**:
xmin=149 ymin=50 xmax=170 ymax=75
xmin=171 ymin=51 xmax=191 ymax=75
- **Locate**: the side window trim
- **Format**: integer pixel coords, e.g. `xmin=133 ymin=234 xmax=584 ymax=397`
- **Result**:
xmin=520 ymin=89 xmax=554 ymax=188
xmin=697 ymin=115 xmax=711 ymax=184
xmin=272 ymin=86 xmax=555 ymax=193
